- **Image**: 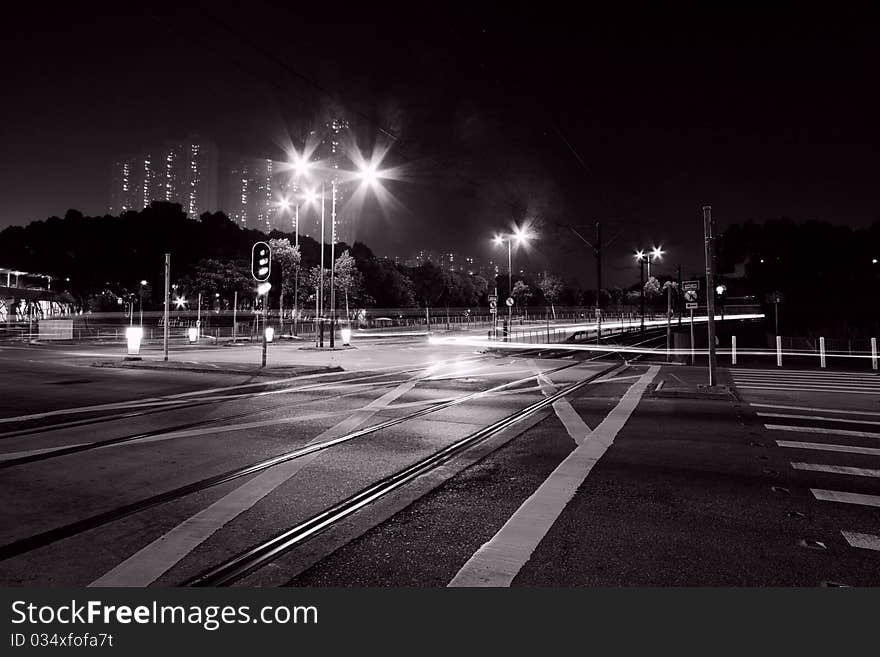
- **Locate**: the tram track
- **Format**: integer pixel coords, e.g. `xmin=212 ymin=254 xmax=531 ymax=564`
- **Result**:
xmin=185 ymin=360 xmax=623 ymax=586
xmin=0 ymin=359 xmax=585 ymax=562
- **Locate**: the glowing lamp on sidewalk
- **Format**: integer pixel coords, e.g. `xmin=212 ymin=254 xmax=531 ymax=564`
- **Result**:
xmin=125 ymin=326 xmax=143 ymax=355
xmin=188 ymin=327 xmax=199 ymax=343
xmin=265 ymin=326 xmax=274 ymax=343
xmin=340 ymin=326 xmax=352 ymax=346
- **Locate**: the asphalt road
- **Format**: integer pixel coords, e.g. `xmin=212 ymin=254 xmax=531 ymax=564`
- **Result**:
xmin=1 ymin=336 xmax=876 ymax=587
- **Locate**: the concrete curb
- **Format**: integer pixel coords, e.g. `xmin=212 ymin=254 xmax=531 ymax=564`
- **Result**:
xmin=90 ymin=361 xmax=343 ymax=377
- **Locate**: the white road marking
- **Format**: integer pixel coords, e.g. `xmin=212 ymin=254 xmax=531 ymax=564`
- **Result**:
xmin=0 ymin=356 xmax=486 ymax=425
xmin=734 ymin=378 xmax=880 ymax=389
xmin=764 ymin=424 xmax=880 ymax=440
xmin=758 ymin=412 xmax=880 ymax=427
xmin=732 ymin=372 xmax=880 ymax=382
xmin=777 ymin=440 xmax=880 ymax=456
xmin=448 ymin=365 xmax=658 ymax=587
xmin=0 ymin=443 xmax=90 ymax=462
xmin=750 ymin=403 xmax=880 ymax=417
xmin=811 ymin=489 xmax=880 ymax=508
xmin=734 ymin=367 xmax=879 ymax=377
xmin=90 ymin=377 xmax=421 ymax=587
xmin=841 ymin=531 xmax=880 ymax=552
xmin=591 ymin=374 xmax=642 ymax=384
xmin=791 ymin=462 xmax=880 ymax=478
xmin=737 ymin=386 xmax=880 ymax=395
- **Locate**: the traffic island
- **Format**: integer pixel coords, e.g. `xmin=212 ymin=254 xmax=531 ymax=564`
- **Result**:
xmin=649 ymin=366 xmax=738 ymax=400
xmin=91 ymin=359 xmax=342 ymax=377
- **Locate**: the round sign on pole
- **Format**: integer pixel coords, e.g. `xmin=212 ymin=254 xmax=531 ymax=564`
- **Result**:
xmin=506 ymin=297 xmax=514 ymax=307
xmin=489 ymin=300 xmax=497 ymax=310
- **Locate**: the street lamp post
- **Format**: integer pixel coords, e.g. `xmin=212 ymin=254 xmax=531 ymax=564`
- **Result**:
xmin=286 ymin=149 xmax=388 ymax=348
xmin=329 ymin=179 xmax=337 ymax=349
xmin=293 ymin=203 xmax=299 ymax=336
xmin=493 ymin=226 xmax=532 ymax=340
xmin=635 ymin=246 xmax=664 ymax=334
xmin=139 ymin=279 xmax=147 ymax=328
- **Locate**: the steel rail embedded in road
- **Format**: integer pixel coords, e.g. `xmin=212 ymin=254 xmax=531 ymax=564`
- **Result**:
xmin=0 ymin=360 xmax=584 ymax=562
xmin=185 ymin=361 xmax=622 ymax=586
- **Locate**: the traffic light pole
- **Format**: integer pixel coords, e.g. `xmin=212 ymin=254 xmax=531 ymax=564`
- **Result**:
xmin=261 ymin=294 xmax=268 ymax=368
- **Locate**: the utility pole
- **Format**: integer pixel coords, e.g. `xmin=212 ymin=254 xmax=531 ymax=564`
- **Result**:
xmin=233 ymin=290 xmax=238 ymax=341
xmin=595 ymin=221 xmax=602 ymax=342
xmin=163 ymin=253 xmax=170 ymax=362
xmin=676 ymin=263 xmax=682 ymax=327
xmin=639 ymin=258 xmax=645 ymax=334
xmin=703 ymin=205 xmax=718 ymax=386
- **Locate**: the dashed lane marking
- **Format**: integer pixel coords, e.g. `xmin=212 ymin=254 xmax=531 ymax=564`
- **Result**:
xmin=791 ymin=462 xmax=880 ymax=478
xmin=777 ymin=441 xmax=880 ymax=457
xmin=448 ymin=365 xmax=658 ymax=587
xmin=811 ymin=489 xmax=880 ymax=508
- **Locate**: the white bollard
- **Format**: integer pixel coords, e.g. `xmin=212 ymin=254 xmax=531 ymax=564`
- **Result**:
xmin=872 ymin=337 xmax=878 ymax=371
xmin=731 ymin=335 xmax=737 ymax=365
xmin=819 ymin=337 xmax=826 ymax=368
xmin=776 ymin=335 xmax=782 ymax=367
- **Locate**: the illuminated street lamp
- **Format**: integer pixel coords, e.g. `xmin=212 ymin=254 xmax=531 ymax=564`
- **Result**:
xmin=493 ymin=225 xmax=533 ymax=331
xmin=138 ymin=279 xmax=147 ymax=328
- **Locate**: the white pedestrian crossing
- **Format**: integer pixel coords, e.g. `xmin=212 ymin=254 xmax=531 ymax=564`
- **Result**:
xmin=731 ymin=368 xmax=880 ymax=395
xmin=735 ymin=369 xmax=879 ymax=562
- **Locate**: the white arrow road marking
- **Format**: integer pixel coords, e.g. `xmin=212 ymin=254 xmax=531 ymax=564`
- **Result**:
xmin=449 ymin=365 xmax=658 ymax=587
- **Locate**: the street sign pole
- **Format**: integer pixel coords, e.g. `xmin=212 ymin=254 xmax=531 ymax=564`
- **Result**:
xmin=233 ymin=291 xmax=238 ymax=341
xmin=690 ymin=307 xmax=695 ymax=365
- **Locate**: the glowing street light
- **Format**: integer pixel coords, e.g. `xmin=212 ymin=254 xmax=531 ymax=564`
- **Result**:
xmin=492 ymin=224 xmax=534 ymax=332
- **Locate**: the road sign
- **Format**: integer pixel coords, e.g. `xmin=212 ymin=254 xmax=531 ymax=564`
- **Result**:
xmin=488 ymin=300 xmax=497 ymax=310
xmin=684 ymin=289 xmax=698 ymax=302
xmin=251 ymin=242 xmax=271 ymax=282
xmin=686 ymin=302 xmax=698 ymax=309
xmin=489 ymin=307 xmax=497 ymax=314
xmin=683 ymin=280 xmax=700 ymax=292
xmin=506 ymin=297 xmax=514 ymax=307
xmin=488 ymin=294 xmax=497 ymax=303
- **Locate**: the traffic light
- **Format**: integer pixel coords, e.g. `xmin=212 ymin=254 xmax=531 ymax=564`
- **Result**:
xmin=251 ymin=241 xmax=271 ymax=282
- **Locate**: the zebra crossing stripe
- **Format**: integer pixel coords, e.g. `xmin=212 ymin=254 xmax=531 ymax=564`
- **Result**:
xmin=841 ymin=531 xmax=880 ymax=552
xmin=776 ymin=441 xmax=880 ymax=457
xmin=791 ymin=462 xmax=880 ymax=478
xmin=811 ymin=489 xmax=880 ymax=508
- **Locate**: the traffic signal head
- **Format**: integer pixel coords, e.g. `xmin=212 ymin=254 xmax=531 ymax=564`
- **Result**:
xmin=251 ymin=241 xmax=271 ymax=282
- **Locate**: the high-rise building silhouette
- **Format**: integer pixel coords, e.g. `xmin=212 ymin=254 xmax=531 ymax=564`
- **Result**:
xmin=109 ymin=135 xmax=218 ymax=219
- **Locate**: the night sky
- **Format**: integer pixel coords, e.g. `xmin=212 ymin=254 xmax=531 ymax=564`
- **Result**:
xmin=2 ymin=4 xmax=878 ymax=286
